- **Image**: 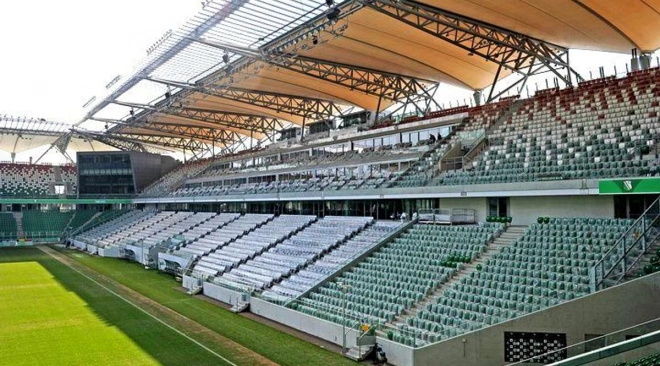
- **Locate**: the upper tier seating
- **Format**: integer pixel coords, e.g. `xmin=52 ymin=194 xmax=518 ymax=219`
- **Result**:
xmin=0 ymin=164 xmax=55 ymax=197
xmin=294 ymin=223 xmax=503 ymax=328
xmin=215 ymin=216 xmax=373 ymax=291
xmin=141 ymin=159 xmax=215 ymax=196
xmin=193 ymin=214 xmax=316 ymax=277
xmin=441 ymin=72 xmax=660 ymax=185
xmin=61 ymin=165 xmax=77 ymax=194
xmin=0 ymin=213 xmax=17 ymax=240
xmin=262 ymin=221 xmax=402 ymax=302
xmin=390 ymin=217 xmax=633 ymax=346
xmin=394 ymin=99 xmax=516 ymax=188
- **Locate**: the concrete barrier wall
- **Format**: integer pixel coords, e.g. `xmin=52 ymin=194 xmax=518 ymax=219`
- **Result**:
xmin=71 ymin=239 xmax=86 ymax=250
xmin=413 ymin=273 xmax=660 ymax=366
xmin=182 ymin=275 xmax=200 ymax=291
xmin=203 ymin=282 xmax=244 ymax=306
xmin=375 ymin=337 xmax=415 ymax=366
xmin=250 ymin=297 xmax=359 ymax=349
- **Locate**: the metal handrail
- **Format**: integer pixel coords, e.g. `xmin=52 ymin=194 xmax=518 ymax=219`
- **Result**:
xmin=590 ymin=195 xmax=660 ymax=291
xmin=506 ymin=316 xmax=660 ymax=365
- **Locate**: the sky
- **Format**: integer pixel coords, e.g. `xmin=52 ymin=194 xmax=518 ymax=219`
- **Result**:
xmin=0 ymin=0 xmax=655 ymax=164
xmin=0 ymin=0 xmax=199 ymax=123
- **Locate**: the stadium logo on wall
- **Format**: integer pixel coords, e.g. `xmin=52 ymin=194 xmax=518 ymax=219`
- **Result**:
xmin=623 ymin=180 xmax=634 ymax=191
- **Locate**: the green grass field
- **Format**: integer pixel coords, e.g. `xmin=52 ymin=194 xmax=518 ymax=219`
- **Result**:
xmin=60 ymin=248 xmax=356 ymax=366
xmin=0 ymin=246 xmax=356 ymax=366
xmin=0 ymin=247 xmax=235 ymax=366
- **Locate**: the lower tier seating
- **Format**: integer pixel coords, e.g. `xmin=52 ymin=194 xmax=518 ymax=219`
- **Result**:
xmin=293 ymin=223 xmax=503 ymax=329
xmin=612 ymin=352 xmax=660 ymax=366
xmin=262 ymin=221 xmax=402 ymax=302
xmin=0 ymin=213 xmax=17 ymax=240
xmin=214 ymin=216 xmax=373 ymax=291
xmin=390 ymin=217 xmax=634 ymax=347
xmin=23 ymin=210 xmax=74 ymax=238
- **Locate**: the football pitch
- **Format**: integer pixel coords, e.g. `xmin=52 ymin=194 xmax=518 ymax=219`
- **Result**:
xmin=0 ymin=246 xmax=356 ymax=366
xmin=0 ymin=247 xmax=237 ymax=366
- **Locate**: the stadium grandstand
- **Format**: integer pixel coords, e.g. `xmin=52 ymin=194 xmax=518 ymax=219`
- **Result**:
xmin=1 ymin=0 xmax=660 ymax=365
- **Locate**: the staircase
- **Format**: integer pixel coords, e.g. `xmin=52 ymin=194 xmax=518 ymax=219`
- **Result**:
xmin=486 ymin=99 xmax=525 ymax=134
xmin=592 ymin=196 xmax=660 ymax=290
xmin=389 ymin=118 xmax=471 ymax=187
xmin=13 ymin=212 xmax=24 ymax=239
xmin=230 ymin=301 xmax=250 ymax=313
xmin=623 ymin=228 xmax=660 ymax=281
xmin=53 ymin=166 xmax=63 ymax=183
xmin=379 ymin=225 xmax=527 ymax=337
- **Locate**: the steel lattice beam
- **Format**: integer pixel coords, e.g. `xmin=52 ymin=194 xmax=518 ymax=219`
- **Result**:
xmin=146 ymin=77 xmax=343 ymax=120
xmin=79 ymin=0 xmax=249 ymax=125
xmin=79 ymin=134 xmax=150 ymax=153
xmin=209 ymin=86 xmax=343 ymax=119
xmin=356 ymin=0 xmax=583 ymax=102
xmin=113 ymin=133 xmax=208 ymax=152
xmin=193 ymin=37 xmax=439 ymax=110
xmin=110 ymin=99 xmax=288 ymax=137
xmin=92 ymin=116 xmax=247 ymax=150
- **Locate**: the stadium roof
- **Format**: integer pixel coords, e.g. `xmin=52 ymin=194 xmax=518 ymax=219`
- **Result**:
xmin=21 ymin=0 xmax=660 ymax=157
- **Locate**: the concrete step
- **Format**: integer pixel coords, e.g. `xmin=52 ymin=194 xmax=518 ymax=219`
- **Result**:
xmin=384 ymin=224 xmax=529 ymax=329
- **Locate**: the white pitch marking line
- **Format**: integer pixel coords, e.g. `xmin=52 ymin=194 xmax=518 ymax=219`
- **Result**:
xmin=38 ymin=247 xmax=238 ymax=366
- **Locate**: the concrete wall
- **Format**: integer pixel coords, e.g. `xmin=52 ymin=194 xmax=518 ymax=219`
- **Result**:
xmin=182 ymin=275 xmax=200 ymax=291
xmin=376 ymin=337 xmax=415 ymax=366
xmin=203 ymin=282 xmax=245 ymax=306
xmin=413 ymin=273 xmax=660 ymax=366
xmin=438 ymin=197 xmax=487 ymax=222
xmin=510 ymin=195 xmax=614 ymax=226
xmin=250 ymin=297 xmax=358 ymax=349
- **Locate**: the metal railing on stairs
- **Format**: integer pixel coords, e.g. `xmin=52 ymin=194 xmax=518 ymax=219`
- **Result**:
xmin=590 ymin=196 xmax=660 ymax=291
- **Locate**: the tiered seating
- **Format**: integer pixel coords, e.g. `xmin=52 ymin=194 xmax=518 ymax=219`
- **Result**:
xmin=263 ymin=221 xmax=402 ymax=302
xmin=141 ymin=159 xmax=214 ymax=196
xmin=392 ymin=217 xmax=633 ymax=346
xmin=194 ymin=215 xmax=316 ymax=278
xmin=61 ymin=165 xmax=77 ymax=194
xmin=442 ymin=72 xmax=660 ymax=185
xmin=183 ymin=214 xmax=273 ymax=266
xmin=0 ymin=163 xmax=56 ymax=197
xmin=93 ymin=211 xmax=176 ymax=248
xmin=294 ymin=223 xmax=503 ymax=328
xmin=68 ymin=210 xmax=97 ymax=230
xmin=394 ymin=99 xmax=516 ymax=188
xmin=76 ymin=211 xmax=153 ymax=244
xmin=0 ymin=213 xmax=17 ymax=240
xmin=76 ymin=210 xmax=121 ymax=232
xmin=117 ymin=212 xmax=196 ymax=247
xmin=612 ymin=352 xmax=660 ymax=366
xmin=215 ymin=216 xmax=373 ymax=291
xmin=22 ymin=210 xmax=74 ymax=237
xmin=141 ymin=212 xmax=217 ymax=248
xmin=171 ymin=212 xmax=241 ymax=252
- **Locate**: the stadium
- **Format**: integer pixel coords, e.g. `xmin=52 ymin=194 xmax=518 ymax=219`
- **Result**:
xmin=1 ymin=0 xmax=660 ymax=365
